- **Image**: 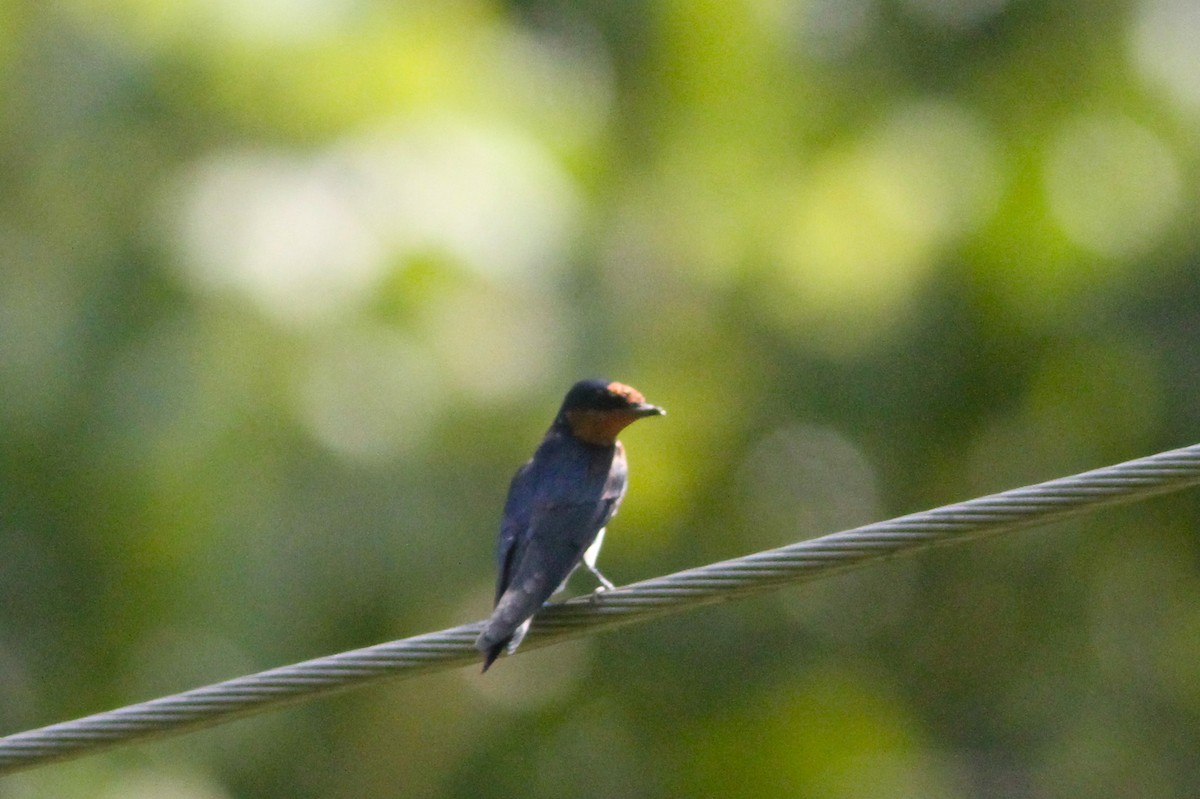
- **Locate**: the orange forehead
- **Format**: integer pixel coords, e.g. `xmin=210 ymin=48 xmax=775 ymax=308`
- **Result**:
xmin=606 ymin=382 xmax=645 ymax=403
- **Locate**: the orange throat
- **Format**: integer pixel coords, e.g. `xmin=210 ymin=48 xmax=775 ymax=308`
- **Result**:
xmin=565 ymin=409 xmax=641 ymax=447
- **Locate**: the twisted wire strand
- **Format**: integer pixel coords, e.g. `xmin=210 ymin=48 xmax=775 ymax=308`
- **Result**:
xmin=4 ymin=443 xmax=1200 ymax=774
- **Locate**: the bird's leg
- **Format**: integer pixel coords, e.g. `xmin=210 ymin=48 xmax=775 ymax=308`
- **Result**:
xmin=581 ymin=527 xmax=612 ymax=593
xmin=585 ymin=561 xmax=616 ymax=592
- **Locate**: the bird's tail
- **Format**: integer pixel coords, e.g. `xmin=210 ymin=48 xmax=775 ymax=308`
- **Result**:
xmin=480 ymin=640 xmax=506 ymax=673
xmin=476 ymin=616 xmax=532 ymax=672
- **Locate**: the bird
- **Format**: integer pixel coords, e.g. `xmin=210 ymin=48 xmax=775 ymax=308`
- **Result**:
xmin=475 ymin=379 xmax=665 ymax=672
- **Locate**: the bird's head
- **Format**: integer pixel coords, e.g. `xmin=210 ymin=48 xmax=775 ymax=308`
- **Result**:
xmin=556 ymin=379 xmax=665 ymax=447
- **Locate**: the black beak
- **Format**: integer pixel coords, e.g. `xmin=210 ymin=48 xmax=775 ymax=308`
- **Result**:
xmin=631 ymin=402 xmax=666 ymax=417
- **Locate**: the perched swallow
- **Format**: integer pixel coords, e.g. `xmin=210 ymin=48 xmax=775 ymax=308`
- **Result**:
xmin=475 ymin=379 xmax=664 ymax=671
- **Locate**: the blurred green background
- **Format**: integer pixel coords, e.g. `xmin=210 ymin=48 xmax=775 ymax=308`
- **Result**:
xmin=3 ymin=0 xmax=1200 ymax=796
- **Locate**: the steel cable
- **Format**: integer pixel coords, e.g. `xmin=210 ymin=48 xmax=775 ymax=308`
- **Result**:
xmin=3 ymin=443 xmax=1200 ymax=774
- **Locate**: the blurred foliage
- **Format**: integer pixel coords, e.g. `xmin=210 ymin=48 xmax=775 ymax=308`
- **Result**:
xmin=3 ymin=0 xmax=1200 ymax=796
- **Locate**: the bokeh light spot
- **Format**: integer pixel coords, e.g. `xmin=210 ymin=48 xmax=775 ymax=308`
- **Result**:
xmin=796 ymin=0 xmax=877 ymax=61
xmin=419 ymin=284 xmax=568 ymax=402
xmin=335 ymin=118 xmax=582 ymax=282
xmin=176 ymin=151 xmax=385 ymax=325
xmin=773 ymin=100 xmax=1000 ymax=351
xmin=95 ymin=768 xmax=233 ymax=799
xmin=736 ymin=424 xmax=881 ymax=550
xmin=174 ymin=119 xmax=582 ymax=327
xmin=297 ymin=327 xmax=440 ymax=462
xmin=1132 ymin=0 xmax=1200 ymax=114
xmin=1044 ymin=114 xmax=1181 ymax=259
xmin=899 ymin=0 xmax=1009 ymax=30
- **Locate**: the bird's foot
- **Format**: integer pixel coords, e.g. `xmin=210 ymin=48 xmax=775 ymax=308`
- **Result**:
xmin=589 ymin=582 xmax=616 ymax=603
